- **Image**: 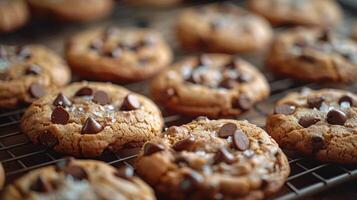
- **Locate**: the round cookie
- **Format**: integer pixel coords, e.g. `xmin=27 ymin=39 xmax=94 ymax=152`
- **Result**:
xmin=267 ymin=28 xmax=357 ymax=83
xmin=27 ymin=0 xmax=113 ymax=22
xmin=0 ymin=0 xmax=29 ymax=33
xmin=248 ymin=0 xmax=341 ymax=28
xmin=267 ymin=88 xmax=357 ymax=164
xmin=124 ymin=0 xmax=182 ymax=7
xmin=135 ymin=118 xmax=290 ymax=200
xmin=2 ymin=158 xmax=156 ymax=200
xmin=66 ymin=27 xmax=173 ymax=82
xmin=0 ymin=45 xmax=71 ymax=108
xmin=151 ymin=54 xmax=270 ymax=117
xmin=176 ymin=3 xmax=273 ymax=53
xmin=21 ymin=81 xmax=164 ymax=157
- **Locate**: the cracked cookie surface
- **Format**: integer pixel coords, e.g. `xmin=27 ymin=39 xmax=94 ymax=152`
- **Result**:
xmin=66 ymin=27 xmax=173 ymax=83
xmin=0 ymin=45 xmax=71 ymax=108
xmin=267 ymin=88 xmax=357 ymax=163
xmin=2 ymin=158 xmax=155 ymax=200
xmin=267 ymin=28 xmax=357 ymax=83
xmin=0 ymin=0 xmax=29 ymax=32
xmin=21 ymin=81 xmax=164 ymax=157
xmin=135 ymin=118 xmax=290 ymax=200
xmin=151 ymin=54 xmax=270 ymax=117
xmin=176 ymin=3 xmax=272 ymax=53
xmin=248 ymin=0 xmax=341 ymax=28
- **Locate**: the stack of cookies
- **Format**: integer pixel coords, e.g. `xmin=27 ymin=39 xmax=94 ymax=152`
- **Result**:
xmin=0 ymin=0 xmax=356 ymax=200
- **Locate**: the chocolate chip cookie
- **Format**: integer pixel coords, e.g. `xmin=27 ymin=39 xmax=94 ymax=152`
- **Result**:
xmin=151 ymin=54 xmax=270 ymax=117
xmin=267 ymin=28 xmax=357 ymax=83
xmin=176 ymin=3 xmax=273 ymax=53
xmin=135 ymin=118 xmax=290 ymax=200
xmin=248 ymin=0 xmax=342 ymax=28
xmin=27 ymin=0 xmax=113 ymax=22
xmin=21 ymin=81 xmax=164 ymax=157
xmin=0 ymin=45 xmax=71 ymax=108
xmin=0 ymin=0 xmax=29 ymax=33
xmin=2 ymin=158 xmax=155 ymax=200
xmin=267 ymin=88 xmax=357 ymax=163
xmin=66 ymin=27 xmax=173 ymax=82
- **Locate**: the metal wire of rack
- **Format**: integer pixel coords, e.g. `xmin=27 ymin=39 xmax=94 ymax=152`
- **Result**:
xmin=0 ymin=0 xmax=356 ymax=199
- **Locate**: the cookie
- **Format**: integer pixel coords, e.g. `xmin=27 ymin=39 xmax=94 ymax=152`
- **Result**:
xmin=21 ymin=81 xmax=164 ymax=157
xmin=0 ymin=45 xmax=71 ymax=108
xmin=66 ymin=27 xmax=173 ymax=82
xmin=27 ymin=0 xmax=113 ymax=22
xmin=267 ymin=88 xmax=357 ymax=163
xmin=267 ymin=28 xmax=357 ymax=83
xmin=0 ymin=0 xmax=29 ymax=33
xmin=124 ymin=0 xmax=182 ymax=7
xmin=151 ymin=54 xmax=270 ymax=117
xmin=135 ymin=118 xmax=290 ymax=200
xmin=248 ymin=0 xmax=341 ymax=28
xmin=2 ymin=158 xmax=155 ymax=200
xmin=176 ymin=3 xmax=273 ymax=53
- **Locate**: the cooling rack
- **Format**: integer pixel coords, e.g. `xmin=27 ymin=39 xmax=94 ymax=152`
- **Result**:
xmin=0 ymin=1 xmax=356 ymax=199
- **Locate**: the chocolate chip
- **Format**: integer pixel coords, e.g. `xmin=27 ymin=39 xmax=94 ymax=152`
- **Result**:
xmin=180 ymin=171 xmax=204 ymax=192
xmin=30 ymin=176 xmax=53 ymax=193
xmin=225 ymin=59 xmax=237 ymax=69
xmin=29 ymin=83 xmax=46 ymax=98
xmin=311 ymin=135 xmax=325 ymax=150
xmin=218 ymin=123 xmax=237 ymax=138
xmin=339 ymin=95 xmax=353 ymax=106
xmin=25 ymin=64 xmax=42 ymax=75
xmin=51 ymin=107 xmax=70 ymax=125
xmin=39 ymin=131 xmax=58 ymax=147
xmin=319 ymin=31 xmax=331 ymax=42
xmin=81 ymin=117 xmax=103 ymax=134
xmin=89 ymin=39 xmax=103 ymax=50
xmin=105 ymin=48 xmax=122 ymax=58
xmin=299 ymin=116 xmax=320 ymax=128
xmin=219 ymin=79 xmax=236 ymax=89
xmin=75 ymin=87 xmax=93 ymax=97
xmin=53 ymin=93 xmax=72 ymax=107
xmin=173 ymin=137 xmax=195 ymax=151
xmin=213 ymin=147 xmax=235 ymax=164
xmin=55 ymin=157 xmax=75 ymax=171
xmin=143 ymin=142 xmax=164 ymax=156
xmin=114 ymin=166 xmax=134 ymax=180
xmin=120 ymin=94 xmax=141 ymax=111
xmin=93 ymin=90 xmax=110 ymax=105
xmin=307 ymin=97 xmax=324 ymax=109
xmin=233 ymin=129 xmax=249 ymax=151
xmin=63 ymin=165 xmax=88 ymax=181
xmin=233 ymin=95 xmax=252 ymax=111
xmin=326 ymin=109 xmax=347 ymax=125
xmin=274 ymin=104 xmax=296 ymax=115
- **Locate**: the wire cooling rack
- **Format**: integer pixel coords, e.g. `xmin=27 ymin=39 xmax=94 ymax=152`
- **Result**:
xmin=0 ymin=0 xmax=356 ymax=199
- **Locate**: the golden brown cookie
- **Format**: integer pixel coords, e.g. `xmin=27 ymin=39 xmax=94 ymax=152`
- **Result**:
xmin=151 ymin=54 xmax=270 ymax=117
xmin=267 ymin=88 xmax=357 ymax=163
xmin=66 ymin=27 xmax=173 ymax=83
xmin=2 ymin=158 xmax=156 ymax=200
xmin=0 ymin=0 xmax=29 ymax=33
xmin=21 ymin=81 xmax=164 ymax=157
xmin=0 ymin=45 xmax=71 ymax=108
xmin=176 ymin=3 xmax=273 ymax=53
xmin=136 ymin=118 xmax=290 ymax=200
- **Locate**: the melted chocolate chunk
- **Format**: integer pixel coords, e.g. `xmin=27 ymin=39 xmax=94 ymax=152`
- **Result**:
xmin=299 ymin=116 xmax=320 ymax=128
xmin=213 ymin=147 xmax=235 ymax=164
xmin=326 ymin=109 xmax=347 ymax=125
xmin=307 ymin=96 xmax=324 ymax=109
xmin=339 ymin=95 xmax=353 ymax=106
xmin=53 ymin=93 xmax=72 ymax=107
xmin=233 ymin=95 xmax=252 ymax=111
xmin=29 ymin=83 xmax=46 ymax=98
xmin=39 ymin=131 xmax=58 ymax=148
xmin=274 ymin=104 xmax=296 ymax=115
xmin=30 ymin=176 xmax=53 ymax=193
xmin=311 ymin=135 xmax=325 ymax=150
xmin=180 ymin=171 xmax=204 ymax=192
xmin=92 ymin=90 xmax=110 ymax=105
xmin=81 ymin=117 xmax=103 ymax=134
xmin=25 ymin=64 xmax=42 ymax=75
xmin=114 ymin=166 xmax=134 ymax=180
xmin=218 ymin=123 xmax=237 ymax=138
xmin=233 ymin=129 xmax=249 ymax=151
xmin=173 ymin=137 xmax=195 ymax=151
xmin=75 ymin=87 xmax=93 ymax=97
xmin=51 ymin=107 xmax=70 ymax=125
xmin=120 ymin=94 xmax=141 ymax=111
xmin=143 ymin=142 xmax=164 ymax=156
xmin=63 ymin=165 xmax=88 ymax=181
